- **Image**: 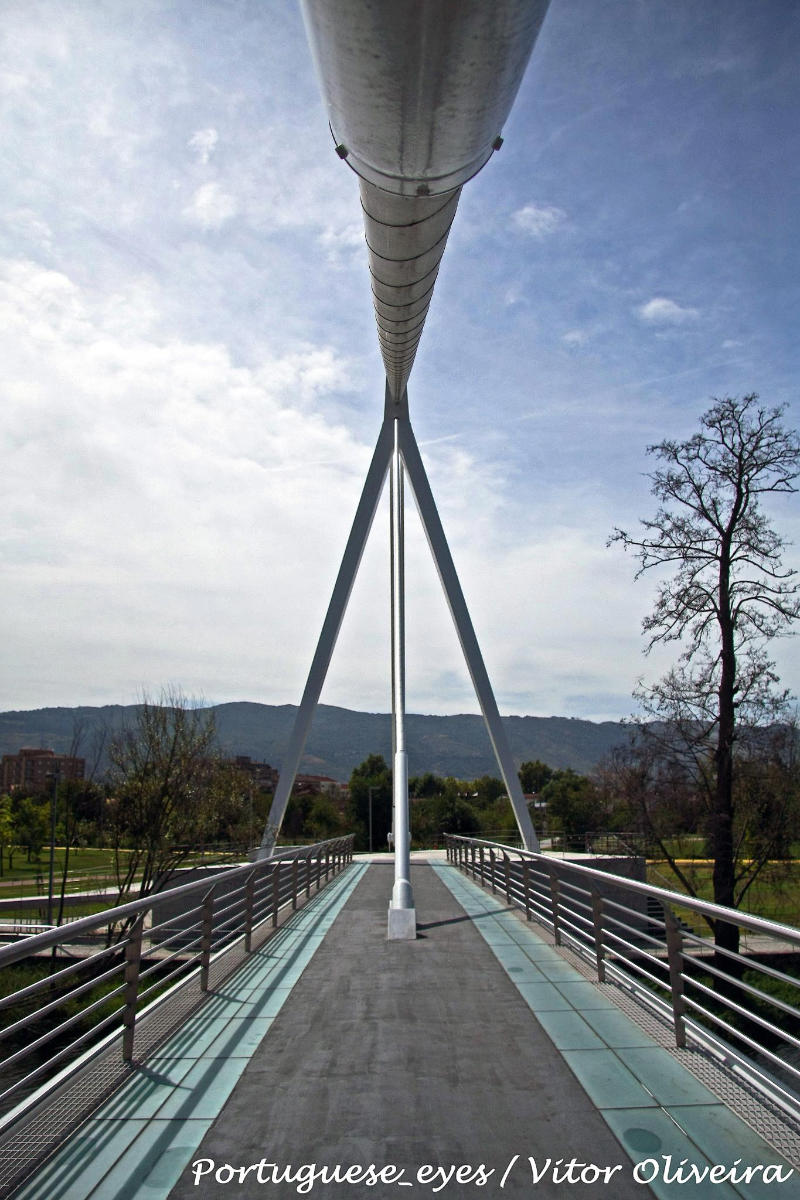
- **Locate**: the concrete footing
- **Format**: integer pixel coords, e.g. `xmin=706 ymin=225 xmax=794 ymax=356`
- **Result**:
xmin=387 ymin=905 xmax=416 ymax=940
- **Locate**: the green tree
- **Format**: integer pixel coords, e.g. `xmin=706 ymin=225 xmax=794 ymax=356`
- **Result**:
xmin=409 ymin=772 xmax=444 ymax=798
xmin=470 ymin=775 xmax=506 ymax=807
xmin=539 ymin=770 xmax=600 ymax=841
xmin=11 ymin=794 xmax=48 ymax=863
xmin=348 ymin=754 xmax=392 ymax=851
xmin=518 ymin=760 xmax=554 ymax=793
xmin=0 ymin=794 xmax=13 ymax=876
xmin=611 ymin=396 xmax=800 ymax=954
xmin=306 ymin=793 xmax=348 ymax=840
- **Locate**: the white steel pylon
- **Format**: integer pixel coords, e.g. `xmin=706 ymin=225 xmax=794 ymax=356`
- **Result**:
xmin=258 ymin=384 xmax=539 ymax=876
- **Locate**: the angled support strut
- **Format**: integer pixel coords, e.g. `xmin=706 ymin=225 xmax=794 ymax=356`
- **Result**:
xmin=259 ymin=382 xmax=538 ymax=861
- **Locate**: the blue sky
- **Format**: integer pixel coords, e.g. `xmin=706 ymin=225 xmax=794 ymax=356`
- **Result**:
xmin=1 ymin=0 xmax=798 ymax=723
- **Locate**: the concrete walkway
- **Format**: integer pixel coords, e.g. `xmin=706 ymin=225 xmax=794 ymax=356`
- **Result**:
xmin=13 ymin=863 xmax=797 ymax=1199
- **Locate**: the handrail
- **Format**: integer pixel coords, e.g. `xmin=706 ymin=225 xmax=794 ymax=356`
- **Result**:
xmin=0 ymin=841 xmax=337 ymax=968
xmin=445 ymin=834 xmax=800 ymax=1117
xmin=454 ymin=834 xmax=800 ymax=945
xmin=0 ymin=835 xmax=354 ymax=1115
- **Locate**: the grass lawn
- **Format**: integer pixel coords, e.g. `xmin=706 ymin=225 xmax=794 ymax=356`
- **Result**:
xmin=648 ymin=857 xmax=800 ymax=927
xmin=0 ymin=847 xmax=132 ymax=896
xmin=0 ymin=845 xmax=247 ymax=899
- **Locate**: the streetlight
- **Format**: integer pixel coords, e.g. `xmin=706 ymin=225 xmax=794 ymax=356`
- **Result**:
xmin=46 ymin=763 xmax=61 ymax=927
xmin=367 ymin=786 xmax=377 ymax=854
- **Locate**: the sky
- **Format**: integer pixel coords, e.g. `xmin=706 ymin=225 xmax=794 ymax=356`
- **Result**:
xmin=1 ymin=0 xmax=798 ymax=724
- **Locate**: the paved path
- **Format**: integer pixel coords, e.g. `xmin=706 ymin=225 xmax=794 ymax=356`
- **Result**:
xmin=13 ymin=863 xmax=796 ymax=1199
xmin=167 ymin=862 xmax=654 ymax=1200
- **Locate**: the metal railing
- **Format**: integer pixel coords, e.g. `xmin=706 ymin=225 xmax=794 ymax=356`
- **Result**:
xmin=446 ymin=834 xmax=800 ymax=1116
xmin=0 ymin=836 xmax=353 ymax=1113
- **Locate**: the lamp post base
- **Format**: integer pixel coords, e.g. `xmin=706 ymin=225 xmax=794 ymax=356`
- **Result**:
xmin=387 ymin=906 xmax=417 ymax=941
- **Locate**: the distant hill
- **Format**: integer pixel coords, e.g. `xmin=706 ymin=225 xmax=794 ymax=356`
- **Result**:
xmin=0 ymin=702 xmax=629 ymax=782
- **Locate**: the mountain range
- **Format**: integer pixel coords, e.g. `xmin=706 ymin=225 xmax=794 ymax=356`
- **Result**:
xmin=0 ymin=702 xmax=630 ymax=782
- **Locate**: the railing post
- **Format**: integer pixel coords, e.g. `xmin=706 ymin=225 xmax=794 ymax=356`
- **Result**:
xmin=325 ymin=848 xmax=330 ymax=881
xmin=489 ymin=848 xmax=496 ymax=894
xmin=522 ymin=859 xmax=531 ymax=921
xmin=591 ymin=889 xmax=606 ymax=983
xmin=503 ymin=853 xmax=511 ymax=903
xmin=470 ymin=844 xmax=476 ymax=879
xmin=316 ymin=851 xmax=322 ymax=891
xmin=200 ymin=886 xmax=215 ymax=992
xmin=122 ymin=915 xmax=144 ymax=1062
xmin=272 ymin=862 xmax=281 ymax=928
xmin=306 ymin=851 xmax=313 ymax=898
xmin=479 ymin=845 xmax=485 ymax=885
xmin=549 ymin=866 xmax=562 ymax=945
xmin=292 ymin=858 xmax=299 ymax=910
xmin=244 ymin=869 xmax=256 ymax=954
xmin=663 ymin=905 xmax=687 ymax=1049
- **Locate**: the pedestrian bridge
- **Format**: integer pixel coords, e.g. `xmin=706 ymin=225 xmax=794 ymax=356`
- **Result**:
xmin=1 ymin=840 xmax=799 ymax=1198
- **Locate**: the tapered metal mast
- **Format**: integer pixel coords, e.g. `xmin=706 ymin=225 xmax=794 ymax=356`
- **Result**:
xmin=260 ymin=0 xmax=551 ymax=937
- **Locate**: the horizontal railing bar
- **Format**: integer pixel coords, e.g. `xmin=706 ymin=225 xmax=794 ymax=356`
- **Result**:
xmin=601 ymin=925 xmax=673 ymax=961
xmin=603 ymin=948 xmax=672 ymax=994
xmin=0 ymin=943 xmax=122 ymax=1012
xmin=0 ymin=962 xmax=123 ymax=1043
xmin=212 ymin=895 xmax=248 ymax=923
xmin=681 ymin=996 xmax=800 ymax=1082
xmin=681 ymin=950 xmax=800 ymax=1017
xmin=0 ymin=1006 xmax=126 ymax=1108
xmin=137 ymin=958 xmax=198 ymax=1002
xmin=602 ymin=919 xmax=668 ymax=953
xmin=0 ymin=984 xmax=127 ymax=1073
xmin=448 ymin=836 xmax=800 ymax=945
xmin=137 ymin=943 xmax=201 ymax=981
xmin=0 ymin=838 xmax=350 ymax=969
xmin=147 ymin=907 xmax=205 ymax=941
xmin=686 ymin=977 xmax=800 ymax=1048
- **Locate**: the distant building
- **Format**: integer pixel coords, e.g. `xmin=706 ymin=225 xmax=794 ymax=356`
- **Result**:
xmin=1 ymin=748 xmax=85 ymax=794
xmin=227 ymin=756 xmax=279 ymax=791
xmin=294 ymin=774 xmax=343 ymax=796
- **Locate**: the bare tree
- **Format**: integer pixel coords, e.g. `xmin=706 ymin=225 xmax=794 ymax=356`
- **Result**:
xmin=610 ymin=394 xmax=800 ymax=955
xmin=106 ymin=690 xmax=219 ymax=915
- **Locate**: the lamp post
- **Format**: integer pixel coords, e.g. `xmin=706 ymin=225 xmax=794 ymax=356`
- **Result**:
xmin=367 ymin=786 xmax=377 ymax=854
xmin=46 ymin=763 xmax=61 ymax=928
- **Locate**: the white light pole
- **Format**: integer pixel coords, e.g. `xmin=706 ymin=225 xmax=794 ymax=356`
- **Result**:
xmin=388 ymin=417 xmax=415 ymax=938
xmin=367 ymin=785 xmax=377 ymax=854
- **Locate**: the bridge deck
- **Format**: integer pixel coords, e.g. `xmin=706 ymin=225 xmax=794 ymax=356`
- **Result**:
xmin=11 ymin=862 xmax=797 ymax=1199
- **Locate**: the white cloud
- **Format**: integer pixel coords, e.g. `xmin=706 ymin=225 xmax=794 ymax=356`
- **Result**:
xmin=182 ymin=181 xmax=238 ymax=230
xmin=511 ymin=203 xmax=567 ymax=238
xmin=0 ymin=256 xmax=371 ymax=708
xmin=562 ymin=329 xmax=588 ymax=347
xmin=188 ymin=128 xmax=219 ymax=164
xmin=6 ymin=208 xmax=53 ymax=249
xmin=636 ymin=297 xmax=699 ymax=324
xmin=503 ymin=281 xmax=526 ymax=307
xmin=317 ymin=221 xmax=364 ymax=263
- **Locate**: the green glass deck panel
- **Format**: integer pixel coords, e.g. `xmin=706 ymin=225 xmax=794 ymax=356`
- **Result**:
xmin=603 ymin=1108 xmax=742 ymax=1200
xmin=560 ymin=1048 xmax=660 ymax=1109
